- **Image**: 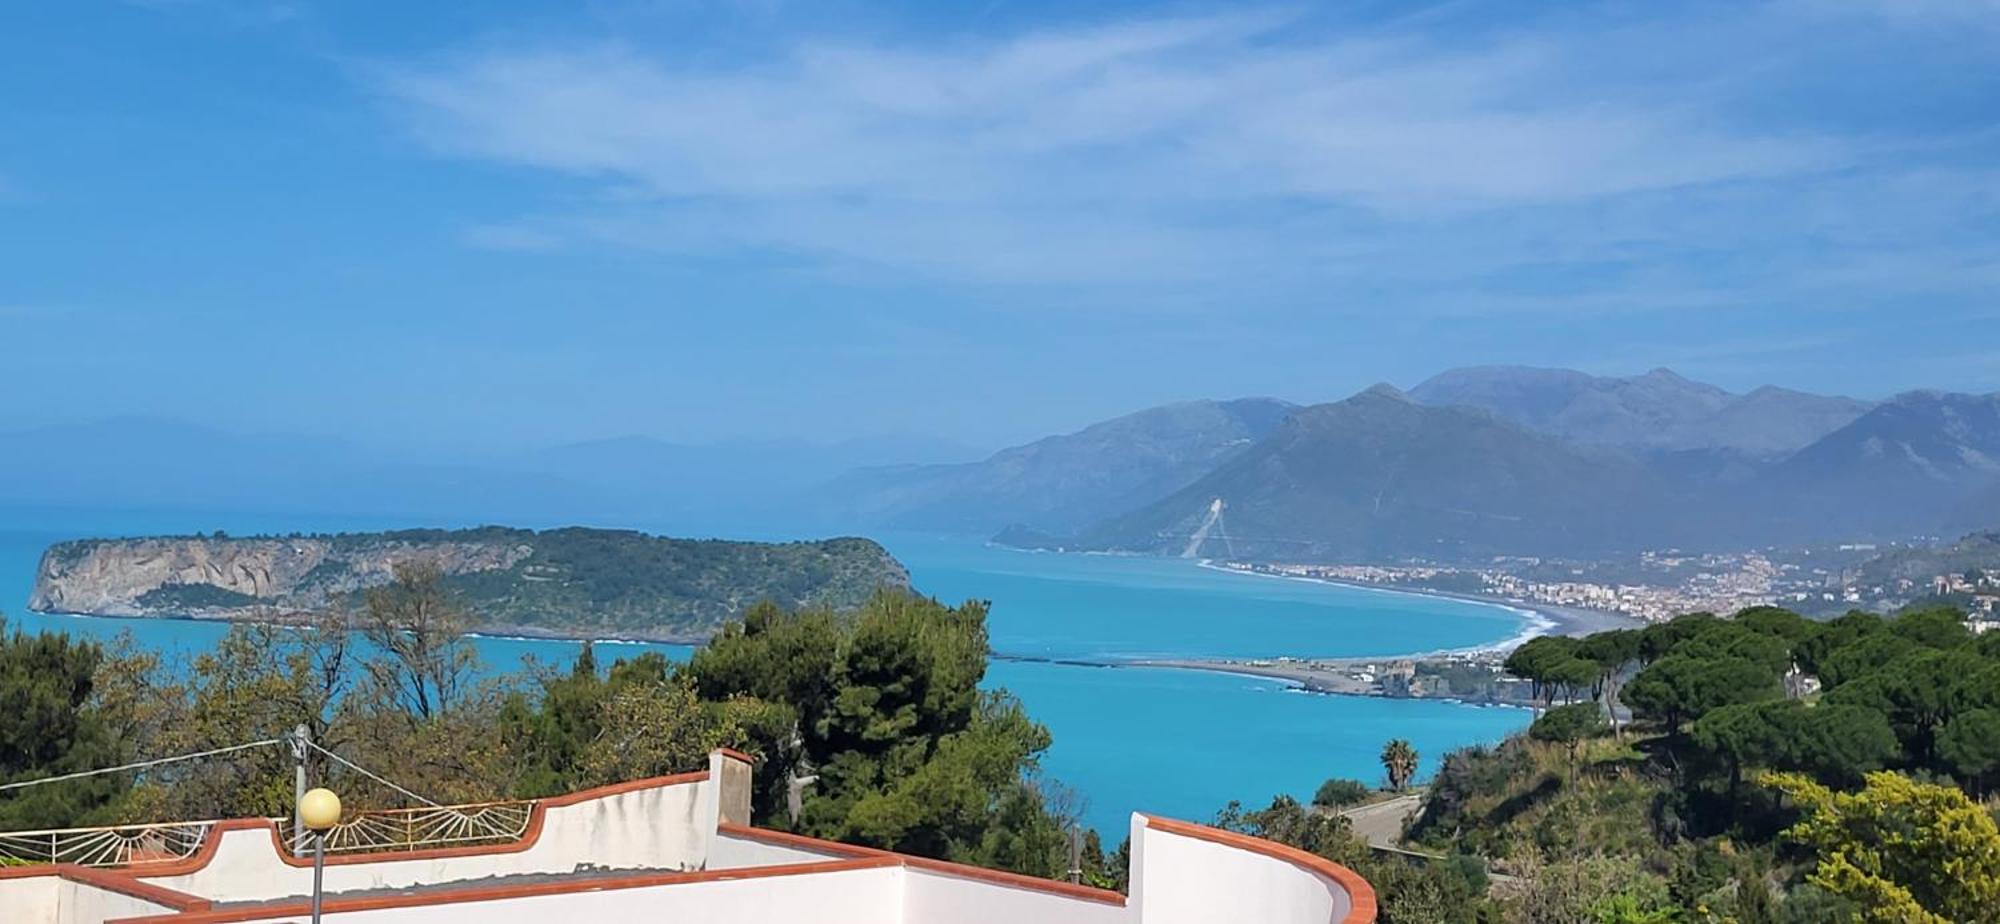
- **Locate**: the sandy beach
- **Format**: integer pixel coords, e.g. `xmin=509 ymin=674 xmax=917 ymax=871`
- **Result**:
xmin=1196 ymin=559 xmax=1642 ymax=647
xmin=1147 ymin=561 xmax=1649 ymax=702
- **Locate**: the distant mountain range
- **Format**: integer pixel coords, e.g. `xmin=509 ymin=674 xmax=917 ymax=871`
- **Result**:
xmin=1079 ymin=385 xmax=1682 ymax=561
xmin=1407 ymin=366 xmax=1871 ymax=456
xmin=1757 ymin=390 xmax=2000 ymax=537
xmin=816 ymin=398 xmax=1296 ymax=534
xmin=855 ymin=366 xmax=1998 ymax=561
xmin=5 ymin=367 xmax=1997 ymax=563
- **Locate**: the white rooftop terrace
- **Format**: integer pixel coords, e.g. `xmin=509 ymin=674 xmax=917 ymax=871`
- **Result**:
xmin=0 ymin=749 xmax=1376 ymax=924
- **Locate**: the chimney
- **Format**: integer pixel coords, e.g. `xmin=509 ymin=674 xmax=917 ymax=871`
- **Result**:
xmin=709 ymin=749 xmax=756 ymax=827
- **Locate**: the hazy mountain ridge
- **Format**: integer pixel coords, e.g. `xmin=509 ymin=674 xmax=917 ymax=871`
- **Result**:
xmin=1408 ymin=365 xmax=1871 ymax=456
xmin=1078 ymin=385 xmax=1685 ymax=560
xmin=981 ymin=373 xmax=1999 ymax=561
xmin=1755 ymin=390 xmax=2000 ymax=538
xmin=1410 ymin=366 xmax=1731 ymax=450
xmin=815 ymin=398 xmax=1298 ymax=533
xmin=1692 ymin=385 xmax=1876 ymax=456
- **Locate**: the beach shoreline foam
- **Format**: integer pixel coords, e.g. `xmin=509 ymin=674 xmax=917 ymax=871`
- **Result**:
xmin=1155 ymin=558 xmax=1647 ymax=699
xmin=1193 ymin=558 xmax=1637 ymax=650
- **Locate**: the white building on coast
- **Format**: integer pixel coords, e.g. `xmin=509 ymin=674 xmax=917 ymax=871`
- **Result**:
xmin=0 ymin=749 xmax=1376 ymax=924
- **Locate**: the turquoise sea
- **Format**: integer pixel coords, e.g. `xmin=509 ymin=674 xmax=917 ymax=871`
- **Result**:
xmin=0 ymin=508 xmax=1531 ymax=836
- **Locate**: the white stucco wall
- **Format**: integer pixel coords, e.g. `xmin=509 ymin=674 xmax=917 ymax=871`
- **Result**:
xmin=140 ymin=778 xmax=709 ymax=904
xmin=707 ymin=830 xmax=856 ymax=868
xmin=196 ymin=864 xmax=905 ymax=924
xmin=54 ymin=880 xmax=179 ymax=924
xmin=902 ymin=867 xmax=1129 ymax=924
xmin=0 ymin=874 xmax=185 ymax=924
xmin=0 ymin=773 xmax=1376 ymax=924
xmin=1130 ymin=821 xmax=1353 ymax=924
xmin=0 ymin=874 xmax=61 ymax=922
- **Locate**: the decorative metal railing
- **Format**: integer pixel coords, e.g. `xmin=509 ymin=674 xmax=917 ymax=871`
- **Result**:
xmin=0 ymin=819 xmax=216 ymax=868
xmin=276 ymin=800 xmax=536 ymax=856
xmin=0 ymin=799 xmax=538 ymax=869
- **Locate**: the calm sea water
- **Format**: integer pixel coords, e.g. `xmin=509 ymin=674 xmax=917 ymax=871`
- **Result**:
xmin=0 ymin=509 xmax=1529 ymax=836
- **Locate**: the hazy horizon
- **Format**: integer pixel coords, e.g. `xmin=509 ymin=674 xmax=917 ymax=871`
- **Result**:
xmin=0 ymin=361 xmax=1949 ymax=459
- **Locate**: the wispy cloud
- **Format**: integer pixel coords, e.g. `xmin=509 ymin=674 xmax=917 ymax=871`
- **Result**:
xmin=366 ymin=4 xmax=1998 ymax=309
xmin=380 ymin=12 xmax=1826 ymax=204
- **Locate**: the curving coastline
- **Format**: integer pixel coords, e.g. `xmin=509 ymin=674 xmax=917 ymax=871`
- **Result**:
xmin=1161 ymin=559 xmax=1644 ymax=702
xmin=1194 ymin=559 xmax=1638 ymax=645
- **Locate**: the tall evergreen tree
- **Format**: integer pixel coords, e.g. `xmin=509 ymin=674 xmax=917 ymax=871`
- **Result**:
xmin=0 ymin=616 xmax=125 ymax=828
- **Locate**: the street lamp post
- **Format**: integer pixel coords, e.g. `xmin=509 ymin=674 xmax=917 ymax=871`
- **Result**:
xmin=297 ymin=787 xmax=342 ymax=924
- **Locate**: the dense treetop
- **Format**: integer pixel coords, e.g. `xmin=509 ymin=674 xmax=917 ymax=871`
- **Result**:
xmin=1420 ymin=601 xmax=2000 ymax=921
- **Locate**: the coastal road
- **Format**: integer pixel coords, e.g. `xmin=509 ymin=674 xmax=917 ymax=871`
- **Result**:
xmin=1340 ymin=792 xmax=1524 ymax=892
xmin=1339 ymin=792 xmax=1425 ymax=849
xmin=1337 ymin=790 xmax=1527 ymax=894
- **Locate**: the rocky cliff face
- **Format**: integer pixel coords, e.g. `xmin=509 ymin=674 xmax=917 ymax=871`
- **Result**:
xmin=30 ymin=527 xmax=910 ymax=641
xmin=33 ymin=536 xmax=530 ymax=617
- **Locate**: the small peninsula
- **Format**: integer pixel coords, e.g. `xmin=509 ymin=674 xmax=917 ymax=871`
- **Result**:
xmin=31 ymin=526 xmax=911 ymax=642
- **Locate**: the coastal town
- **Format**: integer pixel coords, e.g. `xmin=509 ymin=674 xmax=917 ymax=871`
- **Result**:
xmin=1222 ymin=555 xmax=1781 ymax=624
xmin=1187 ymin=539 xmax=2000 ymax=707
xmin=1218 ymin=542 xmax=2000 ymax=627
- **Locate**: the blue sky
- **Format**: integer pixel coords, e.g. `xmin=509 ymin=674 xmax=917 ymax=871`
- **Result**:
xmin=3 ymin=0 xmax=1997 ymax=453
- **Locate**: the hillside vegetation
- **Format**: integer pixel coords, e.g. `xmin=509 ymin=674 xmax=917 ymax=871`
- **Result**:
xmin=0 ymin=582 xmax=1090 ymax=882
xmin=1221 ymin=603 xmax=2000 ymax=922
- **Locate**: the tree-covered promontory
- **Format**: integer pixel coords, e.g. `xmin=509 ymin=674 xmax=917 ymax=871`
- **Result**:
xmin=34 ymin=527 xmax=911 ymax=641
